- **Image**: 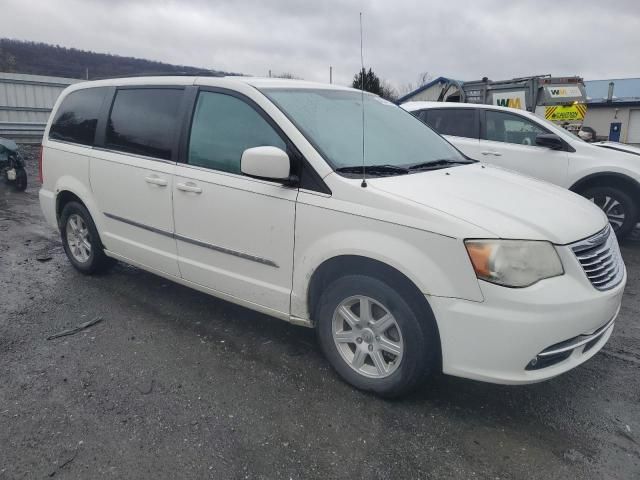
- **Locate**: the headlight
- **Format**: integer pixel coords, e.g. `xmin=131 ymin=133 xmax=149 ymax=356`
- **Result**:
xmin=464 ymin=239 xmax=564 ymax=287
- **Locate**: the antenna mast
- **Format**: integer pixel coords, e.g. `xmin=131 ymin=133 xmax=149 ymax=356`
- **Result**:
xmin=359 ymin=12 xmax=367 ymax=188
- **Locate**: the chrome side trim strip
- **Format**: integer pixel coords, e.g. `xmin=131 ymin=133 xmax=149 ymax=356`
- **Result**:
xmin=103 ymin=212 xmax=172 ymax=237
xmin=537 ymin=317 xmax=615 ymax=357
xmin=173 ymin=232 xmax=279 ymax=268
xmin=103 ymin=212 xmax=279 ymax=268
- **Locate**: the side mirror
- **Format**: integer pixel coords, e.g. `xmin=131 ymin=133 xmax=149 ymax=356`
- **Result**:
xmin=241 ymin=146 xmax=291 ymax=181
xmin=535 ymin=133 xmax=564 ymax=150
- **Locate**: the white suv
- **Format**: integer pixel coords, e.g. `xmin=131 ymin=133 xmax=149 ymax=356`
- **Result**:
xmin=40 ymin=77 xmax=625 ymax=397
xmin=402 ymin=101 xmax=640 ymax=238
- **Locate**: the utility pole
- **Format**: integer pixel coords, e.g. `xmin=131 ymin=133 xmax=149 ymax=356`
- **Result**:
xmin=85 ymin=67 xmax=89 ymax=80
xmin=329 ymin=66 xmax=332 ymax=84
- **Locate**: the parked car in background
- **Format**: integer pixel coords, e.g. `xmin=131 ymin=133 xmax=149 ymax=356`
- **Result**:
xmin=578 ymin=126 xmax=597 ymax=142
xmin=40 ymin=77 xmax=625 ymax=397
xmin=403 ymin=101 xmax=640 ymax=238
xmin=0 ymin=137 xmax=27 ymax=191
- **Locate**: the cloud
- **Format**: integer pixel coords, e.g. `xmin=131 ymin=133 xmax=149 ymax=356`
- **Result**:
xmin=4 ymin=0 xmax=640 ymax=89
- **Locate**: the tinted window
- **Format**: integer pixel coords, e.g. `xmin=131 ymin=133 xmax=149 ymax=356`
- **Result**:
xmin=188 ymin=92 xmax=286 ymax=174
xmin=485 ymin=110 xmax=547 ymax=146
xmin=49 ymin=88 xmax=107 ymax=145
xmin=106 ymin=88 xmax=183 ymax=160
xmin=423 ymin=109 xmax=477 ymax=139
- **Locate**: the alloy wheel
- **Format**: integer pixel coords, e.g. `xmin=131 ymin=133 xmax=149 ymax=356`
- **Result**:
xmin=331 ymin=295 xmax=404 ymax=378
xmin=66 ymin=213 xmax=92 ymax=263
xmin=588 ymin=194 xmax=626 ymax=230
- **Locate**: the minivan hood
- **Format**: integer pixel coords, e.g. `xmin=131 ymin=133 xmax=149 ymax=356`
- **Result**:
xmin=369 ymin=163 xmax=607 ymax=244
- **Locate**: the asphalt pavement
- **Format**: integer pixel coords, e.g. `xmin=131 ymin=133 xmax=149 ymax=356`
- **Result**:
xmin=1 ymin=146 xmax=638 ymax=479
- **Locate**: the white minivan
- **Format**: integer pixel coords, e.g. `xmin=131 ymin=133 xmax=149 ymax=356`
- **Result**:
xmin=402 ymin=101 xmax=640 ymax=238
xmin=40 ymin=77 xmax=625 ymax=397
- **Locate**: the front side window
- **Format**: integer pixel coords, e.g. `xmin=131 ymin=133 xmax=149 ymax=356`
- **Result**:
xmin=49 ymin=87 xmax=107 ymax=145
xmin=484 ymin=110 xmax=547 ymax=146
xmin=423 ymin=109 xmax=477 ymax=139
xmin=106 ymin=88 xmax=183 ymax=160
xmin=262 ymin=89 xmax=464 ymax=171
xmin=188 ymin=91 xmax=286 ymax=174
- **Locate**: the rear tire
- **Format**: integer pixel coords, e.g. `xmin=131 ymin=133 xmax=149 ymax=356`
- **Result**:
xmin=581 ymin=186 xmax=638 ymax=238
xmin=60 ymin=201 xmax=114 ymax=274
xmin=315 ymin=274 xmax=439 ymax=398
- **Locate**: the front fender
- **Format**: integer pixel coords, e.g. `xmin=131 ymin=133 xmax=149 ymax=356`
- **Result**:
xmin=568 ymin=145 xmax=640 ymax=190
xmin=290 ymin=202 xmax=484 ymax=320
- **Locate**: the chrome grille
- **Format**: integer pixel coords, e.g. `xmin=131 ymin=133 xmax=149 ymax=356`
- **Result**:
xmin=571 ymin=226 xmax=624 ymax=291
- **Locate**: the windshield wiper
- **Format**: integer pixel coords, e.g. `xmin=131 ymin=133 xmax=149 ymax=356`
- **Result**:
xmin=408 ymin=158 xmax=474 ymax=171
xmin=335 ymin=164 xmax=409 ymax=176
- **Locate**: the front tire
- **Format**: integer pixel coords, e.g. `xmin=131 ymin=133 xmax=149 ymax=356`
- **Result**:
xmin=582 ymin=186 xmax=638 ymax=238
xmin=316 ymin=274 xmax=439 ymax=398
xmin=60 ymin=201 xmax=113 ymax=274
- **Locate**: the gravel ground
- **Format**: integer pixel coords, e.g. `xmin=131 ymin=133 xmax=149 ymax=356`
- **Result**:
xmin=0 ymin=145 xmax=639 ymax=479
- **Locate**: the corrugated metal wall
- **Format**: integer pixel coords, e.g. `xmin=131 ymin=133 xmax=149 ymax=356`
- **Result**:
xmin=0 ymin=72 xmax=80 ymax=143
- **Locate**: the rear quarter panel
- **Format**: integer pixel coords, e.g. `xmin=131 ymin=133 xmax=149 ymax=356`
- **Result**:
xmin=41 ymin=141 xmax=102 ymax=233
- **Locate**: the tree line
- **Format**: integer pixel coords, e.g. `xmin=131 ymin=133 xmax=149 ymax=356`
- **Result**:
xmin=0 ymin=39 xmax=231 ymax=79
xmin=0 ymin=38 xmax=431 ymax=102
xmin=352 ymin=68 xmax=432 ymax=102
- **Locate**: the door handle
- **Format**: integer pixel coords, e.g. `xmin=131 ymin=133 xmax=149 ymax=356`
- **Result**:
xmin=145 ymin=175 xmax=168 ymax=187
xmin=481 ymin=151 xmax=502 ymax=157
xmin=176 ymin=182 xmax=202 ymax=194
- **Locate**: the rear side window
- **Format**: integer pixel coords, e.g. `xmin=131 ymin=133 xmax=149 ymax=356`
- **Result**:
xmin=188 ymin=91 xmax=286 ymax=174
xmin=423 ymin=109 xmax=477 ymax=139
xmin=49 ymin=87 xmax=107 ymax=145
xmin=106 ymin=88 xmax=183 ymax=160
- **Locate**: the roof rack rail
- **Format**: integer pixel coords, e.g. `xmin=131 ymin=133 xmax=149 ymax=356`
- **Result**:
xmin=92 ymin=70 xmax=231 ymax=80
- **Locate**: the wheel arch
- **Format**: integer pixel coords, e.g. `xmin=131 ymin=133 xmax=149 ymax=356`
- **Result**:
xmin=307 ymin=254 xmax=443 ymax=368
xmin=53 ymin=180 xmax=106 ymax=250
xmin=56 ymin=190 xmax=85 ymax=222
xmin=308 ymin=255 xmax=440 ymax=341
xmin=53 ymin=175 xmax=102 ymax=227
xmin=570 ymin=172 xmax=640 ymax=201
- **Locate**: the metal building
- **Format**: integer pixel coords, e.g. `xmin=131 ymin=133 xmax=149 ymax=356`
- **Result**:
xmin=582 ymin=78 xmax=640 ymax=145
xmin=0 ymin=72 xmax=80 ymax=143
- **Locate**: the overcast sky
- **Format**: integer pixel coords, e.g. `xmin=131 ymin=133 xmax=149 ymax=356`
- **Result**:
xmin=5 ymin=0 xmax=640 ymax=92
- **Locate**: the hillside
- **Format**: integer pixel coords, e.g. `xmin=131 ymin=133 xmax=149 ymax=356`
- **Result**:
xmin=0 ymin=38 xmax=233 ymax=79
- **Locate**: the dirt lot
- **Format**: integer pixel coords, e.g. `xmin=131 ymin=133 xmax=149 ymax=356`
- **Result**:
xmin=1 ymin=146 xmax=639 ymax=479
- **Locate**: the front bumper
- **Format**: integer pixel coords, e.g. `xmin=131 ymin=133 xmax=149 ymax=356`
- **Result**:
xmin=429 ymin=246 xmax=626 ymax=384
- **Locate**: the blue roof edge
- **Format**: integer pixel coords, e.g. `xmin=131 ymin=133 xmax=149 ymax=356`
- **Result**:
xmin=396 ymin=76 xmax=457 ymax=103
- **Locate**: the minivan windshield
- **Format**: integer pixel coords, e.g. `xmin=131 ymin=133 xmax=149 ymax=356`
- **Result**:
xmin=262 ymin=88 xmax=469 ymax=175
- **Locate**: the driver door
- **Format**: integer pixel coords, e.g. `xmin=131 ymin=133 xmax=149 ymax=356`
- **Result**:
xmin=479 ymin=109 xmax=569 ymax=186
